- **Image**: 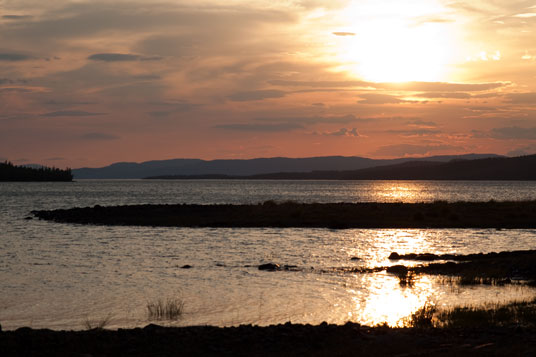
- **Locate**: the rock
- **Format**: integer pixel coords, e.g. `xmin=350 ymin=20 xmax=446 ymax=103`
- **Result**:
xmin=350 ymin=257 xmax=361 ymax=261
xmin=386 ymin=265 xmax=408 ymax=276
xmin=181 ymin=265 xmax=192 ymax=269
xmin=24 ymin=216 xmax=33 ymax=220
xmin=282 ymin=265 xmax=299 ymax=271
xmin=258 ymin=263 xmax=280 ymax=271
xmin=388 ymin=252 xmax=401 ymax=260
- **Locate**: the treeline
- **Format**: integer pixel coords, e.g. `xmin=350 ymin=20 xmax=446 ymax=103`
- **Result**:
xmin=0 ymin=161 xmax=73 ymax=181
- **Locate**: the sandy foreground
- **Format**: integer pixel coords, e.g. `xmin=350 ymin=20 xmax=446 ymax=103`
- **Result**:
xmin=2 ymin=322 xmax=536 ymax=356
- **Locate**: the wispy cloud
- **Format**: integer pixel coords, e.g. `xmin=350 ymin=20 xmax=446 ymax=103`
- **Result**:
xmin=215 ymin=123 xmax=303 ymax=132
xmin=318 ymin=127 xmax=361 ymax=137
xmin=332 ymin=32 xmax=355 ymax=36
xmin=40 ymin=111 xmax=106 ymax=117
xmin=357 ymin=93 xmax=416 ymax=104
xmin=3 ymin=15 xmax=32 ymax=20
xmin=373 ymin=143 xmax=460 ymax=157
xmin=490 ymin=126 xmax=536 ymax=140
xmin=505 ymin=92 xmax=536 ymax=104
xmin=228 ymin=90 xmax=287 ymax=101
xmin=88 ymin=53 xmax=162 ymax=62
xmin=80 ymin=132 xmax=119 ymax=140
xmin=0 ymin=53 xmax=32 ymax=61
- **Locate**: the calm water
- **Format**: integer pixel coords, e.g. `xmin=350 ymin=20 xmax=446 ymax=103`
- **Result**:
xmin=1 ymin=180 xmax=536 ymax=330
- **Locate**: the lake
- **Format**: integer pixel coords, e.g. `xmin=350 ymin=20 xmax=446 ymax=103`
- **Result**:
xmin=1 ymin=180 xmax=536 ymax=330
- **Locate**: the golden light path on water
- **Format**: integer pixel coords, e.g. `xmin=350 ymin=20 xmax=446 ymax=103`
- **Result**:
xmin=347 ymin=225 xmax=437 ymax=327
xmin=339 ymin=184 xmax=533 ymax=327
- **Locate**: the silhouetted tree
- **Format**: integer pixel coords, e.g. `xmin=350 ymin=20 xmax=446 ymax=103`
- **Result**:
xmin=0 ymin=161 xmax=73 ymax=181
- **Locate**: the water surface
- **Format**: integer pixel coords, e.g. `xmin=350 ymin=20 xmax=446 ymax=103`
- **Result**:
xmin=1 ymin=180 xmax=536 ymax=330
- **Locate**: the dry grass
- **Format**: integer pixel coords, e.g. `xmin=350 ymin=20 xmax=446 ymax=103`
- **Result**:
xmin=404 ymin=298 xmax=536 ymax=328
xmin=147 ymin=297 xmax=184 ymax=321
xmin=84 ymin=313 xmax=112 ymax=330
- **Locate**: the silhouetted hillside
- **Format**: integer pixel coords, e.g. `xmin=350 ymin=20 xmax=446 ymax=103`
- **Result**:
xmin=0 ymin=161 xmax=73 ymax=181
xmin=74 ymin=154 xmax=500 ymax=179
xmin=148 ymin=155 xmax=536 ymax=180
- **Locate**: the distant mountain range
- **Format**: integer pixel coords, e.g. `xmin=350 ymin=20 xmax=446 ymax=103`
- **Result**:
xmin=194 ymin=154 xmax=534 ymax=181
xmin=73 ymin=154 xmax=501 ymax=179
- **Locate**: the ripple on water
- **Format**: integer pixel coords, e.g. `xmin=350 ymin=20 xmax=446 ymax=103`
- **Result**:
xmin=2 ymin=180 xmax=536 ymax=329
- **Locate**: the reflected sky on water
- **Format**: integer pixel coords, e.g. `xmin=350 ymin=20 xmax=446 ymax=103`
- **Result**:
xmin=1 ymin=180 xmax=536 ymax=329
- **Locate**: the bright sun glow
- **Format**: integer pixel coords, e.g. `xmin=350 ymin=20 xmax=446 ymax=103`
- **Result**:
xmin=335 ymin=0 xmax=457 ymax=82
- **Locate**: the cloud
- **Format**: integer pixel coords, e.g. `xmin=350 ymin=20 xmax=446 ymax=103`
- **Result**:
xmin=332 ymin=32 xmax=355 ymax=36
xmin=320 ymin=128 xmax=360 ymax=137
xmin=415 ymin=92 xmax=472 ymax=99
xmin=3 ymin=15 xmax=32 ymax=20
xmin=215 ymin=123 xmax=303 ymax=132
xmin=269 ymin=79 xmax=371 ymax=88
xmin=270 ymin=80 xmax=507 ymax=92
xmin=87 ymin=53 xmax=161 ymax=62
xmin=45 ymin=157 xmax=66 ymax=161
xmin=0 ymin=87 xmax=34 ymax=93
xmin=411 ymin=16 xmax=454 ymax=25
xmin=513 ymin=13 xmax=536 ymax=18
xmin=254 ymin=114 xmax=372 ymax=125
xmin=228 ymin=90 xmax=287 ymax=101
xmin=357 ymin=93 xmax=415 ymax=104
xmin=146 ymin=101 xmax=197 ymax=118
xmin=490 ymin=126 xmax=536 ymax=140
xmin=373 ymin=143 xmax=460 ymax=157
xmin=0 ymin=53 xmax=32 ymax=61
xmin=386 ymin=129 xmax=441 ymax=136
xmin=40 ymin=110 xmax=106 ymax=117
xmin=507 ymin=145 xmax=536 ymax=157
xmin=504 ymin=93 xmax=536 ymax=104
xmin=375 ymin=81 xmax=507 ymax=92
xmin=80 ymin=132 xmax=119 ymax=140
xmin=406 ymin=120 xmax=437 ymax=128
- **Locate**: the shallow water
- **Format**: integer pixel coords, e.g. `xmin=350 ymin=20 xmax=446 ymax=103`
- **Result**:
xmin=1 ymin=180 xmax=536 ymax=330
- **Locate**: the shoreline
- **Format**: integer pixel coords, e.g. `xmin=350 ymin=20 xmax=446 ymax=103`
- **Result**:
xmin=2 ymin=323 xmax=536 ymax=356
xmin=32 ymin=200 xmax=536 ymax=228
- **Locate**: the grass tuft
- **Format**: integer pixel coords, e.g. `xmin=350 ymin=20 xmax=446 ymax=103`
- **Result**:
xmin=403 ymin=302 xmax=436 ymax=328
xmin=84 ymin=313 xmax=112 ymax=330
xmin=147 ymin=297 xmax=184 ymax=321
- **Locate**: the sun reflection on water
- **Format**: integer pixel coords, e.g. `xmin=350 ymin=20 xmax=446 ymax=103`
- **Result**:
xmin=370 ymin=182 xmax=432 ymax=203
xmin=348 ymin=274 xmax=437 ymax=327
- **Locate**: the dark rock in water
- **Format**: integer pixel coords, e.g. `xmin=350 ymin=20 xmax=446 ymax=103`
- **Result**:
xmin=258 ymin=263 xmax=280 ymax=271
xmin=388 ymin=252 xmax=401 ymax=260
xmin=215 ymin=263 xmax=225 ymax=267
xmin=386 ymin=265 xmax=408 ymax=276
xmin=24 ymin=216 xmax=33 ymax=220
xmin=282 ymin=264 xmax=299 ymax=271
xmin=181 ymin=265 xmax=192 ymax=269
xmin=350 ymin=257 xmax=361 ymax=261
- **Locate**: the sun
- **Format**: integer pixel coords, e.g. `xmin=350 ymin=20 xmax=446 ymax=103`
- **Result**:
xmin=334 ymin=0 xmax=456 ymax=83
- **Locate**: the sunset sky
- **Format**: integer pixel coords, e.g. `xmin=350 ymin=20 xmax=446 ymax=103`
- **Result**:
xmin=1 ymin=0 xmax=535 ymax=168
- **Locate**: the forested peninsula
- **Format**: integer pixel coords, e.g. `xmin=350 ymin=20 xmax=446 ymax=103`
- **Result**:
xmin=0 ymin=161 xmax=73 ymax=182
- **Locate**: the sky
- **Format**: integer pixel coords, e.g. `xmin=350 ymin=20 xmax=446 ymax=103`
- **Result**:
xmin=1 ymin=0 xmax=535 ymax=168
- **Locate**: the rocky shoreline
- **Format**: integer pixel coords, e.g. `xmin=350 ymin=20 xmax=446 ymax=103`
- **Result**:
xmin=31 ymin=200 xmax=536 ymax=228
xmin=2 ymin=322 xmax=536 ymax=356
